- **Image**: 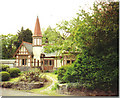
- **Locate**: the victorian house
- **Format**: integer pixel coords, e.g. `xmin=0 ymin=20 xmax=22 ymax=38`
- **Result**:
xmin=14 ymin=16 xmax=76 ymax=71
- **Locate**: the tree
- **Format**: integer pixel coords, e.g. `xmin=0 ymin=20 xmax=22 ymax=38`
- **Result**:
xmin=43 ymin=26 xmax=65 ymax=53
xmin=14 ymin=27 xmax=33 ymax=48
xmin=56 ymin=1 xmax=119 ymax=93
xmin=1 ymin=34 xmax=18 ymax=59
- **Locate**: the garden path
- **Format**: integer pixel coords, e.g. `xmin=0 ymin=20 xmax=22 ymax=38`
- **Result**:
xmin=39 ymin=74 xmax=57 ymax=92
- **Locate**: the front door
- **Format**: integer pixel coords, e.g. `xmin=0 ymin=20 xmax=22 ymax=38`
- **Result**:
xmin=43 ymin=59 xmax=54 ymax=71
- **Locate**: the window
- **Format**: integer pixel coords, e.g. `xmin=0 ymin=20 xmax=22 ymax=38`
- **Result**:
xmin=37 ymin=39 xmax=40 ymax=45
xmin=40 ymin=39 xmax=42 ymax=45
xmin=41 ymin=61 xmax=43 ymax=65
xmin=72 ymin=60 xmax=75 ymax=63
xmin=44 ymin=60 xmax=48 ymax=66
xmin=22 ymin=59 xmax=27 ymax=65
xmin=44 ymin=60 xmax=54 ymax=66
xmin=49 ymin=60 xmax=54 ymax=66
xmin=34 ymin=39 xmax=36 ymax=45
xmin=50 ymin=60 xmax=52 ymax=65
xmin=67 ymin=60 xmax=70 ymax=64
xmin=19 ymin=59 xmax=21 ymax=66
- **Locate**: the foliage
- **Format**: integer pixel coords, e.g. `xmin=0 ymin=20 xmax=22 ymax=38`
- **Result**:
xmin=57 ymin=65 xmax=70 ymax=83
xmin=53 ymin=70 xmax=58 ymax=74
xmin=43 ymin=26 xmax=65 ymax=53
xmin=67 ymin=82 xmax=84 ymax=90
xmin=7 ymin=68 xmax=21 ymax=77
xmin=19 ymin=68 xmax=45 ymax=82
xmin=14 ymin=27 xmax=33 ymax=48
xmin=59 ymin=52 xmax=118 ymax=91
xmin=51 ymin=83 xmax=59 ymax=91
xmin=56 ymin=1 xmax=119 ymax=92
xmin=1 ymin=34 xmax=18 ymax=59
xmin=1 ymin=27 xmax=33 ymax=59
xmin=0 ymin=71 xmax=10 ymax=81
xmin=0 ymin=64 xmax=10 ymax=72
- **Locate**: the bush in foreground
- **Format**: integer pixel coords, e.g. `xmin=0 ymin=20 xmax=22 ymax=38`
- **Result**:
xmin=57 ymin=65 xmax=70 ymax=83
xmin=0 ymin=71 xmax=10 ymax=81
xmin=7 ymin=68 xmax=21 ymax=77
xmin=0 ymin=64 xmax=10 ymax=72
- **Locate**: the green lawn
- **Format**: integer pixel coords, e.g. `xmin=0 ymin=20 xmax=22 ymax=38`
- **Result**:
xmin=8 ymin=77 xmax=20 ymax=82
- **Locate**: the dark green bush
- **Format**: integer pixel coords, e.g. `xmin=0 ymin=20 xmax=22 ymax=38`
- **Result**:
xmin=0 ymin=64 xmax=10 ymax=72
xmin=57 ymin=65 xmax=70 ymax=83
xmin=7 ymin=68 xmax=21 ymax=77
xmin=59 ymin=52 xmax=118 ymax=92
xmin=0 ymin=71 xmax=10 ymax=81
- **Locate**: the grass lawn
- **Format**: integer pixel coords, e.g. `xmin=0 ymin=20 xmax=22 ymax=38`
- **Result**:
xmin=8 ymin=77 xmax=20 ymax=82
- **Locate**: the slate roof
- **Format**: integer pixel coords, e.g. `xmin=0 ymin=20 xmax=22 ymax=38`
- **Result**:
xmin=23 ymin=42 xmax=33 ymax=55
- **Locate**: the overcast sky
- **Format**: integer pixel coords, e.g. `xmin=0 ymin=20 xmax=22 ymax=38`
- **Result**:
xmin=0 ymin=0 xmax=96 ymax=35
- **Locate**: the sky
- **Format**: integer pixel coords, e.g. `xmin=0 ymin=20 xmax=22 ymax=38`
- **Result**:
xmin=0 ymin=0 xmax=96 ymax=35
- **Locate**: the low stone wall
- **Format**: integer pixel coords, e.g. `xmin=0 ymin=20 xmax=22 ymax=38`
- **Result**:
xmin=0 ymin=82 xmax=44 ymax=90
xmin=57 ymin=84 xmax=69 ymax=95
xmin=57 ymin=84 xmax=117 ymax=96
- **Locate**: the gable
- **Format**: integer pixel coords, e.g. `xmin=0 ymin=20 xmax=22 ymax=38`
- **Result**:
xmin=13 ymin=41 xmax=33 ymax=57
xmin=17 ymin=45 xmax=29 ymax=55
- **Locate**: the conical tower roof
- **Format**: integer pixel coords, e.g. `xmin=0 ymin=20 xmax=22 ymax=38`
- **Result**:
xmin=34 ymin=16 xmax=42 ymax=37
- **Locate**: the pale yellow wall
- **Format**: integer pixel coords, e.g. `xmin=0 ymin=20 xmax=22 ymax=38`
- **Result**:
xmin=33 ymin=47 xmax=42 ymax=61
xmin=54 ymin=59 xmax=62 ymax=68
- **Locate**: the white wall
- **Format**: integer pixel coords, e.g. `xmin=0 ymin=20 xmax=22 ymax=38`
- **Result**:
xmin=33 ymin=47 xmax=42 ymax=61
xmin=54 ymin=59 xmax=62 ymax=68
xmin=0 ymin=59 xmax=15 ymax=68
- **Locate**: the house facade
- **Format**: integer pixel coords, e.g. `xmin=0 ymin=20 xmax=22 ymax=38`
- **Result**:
xmin=14 ymin=16 xmax=76 ymax=71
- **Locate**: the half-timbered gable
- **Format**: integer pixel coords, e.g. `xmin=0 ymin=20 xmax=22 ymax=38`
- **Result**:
xmin=14 ymin=41 xmax=33 ymax=67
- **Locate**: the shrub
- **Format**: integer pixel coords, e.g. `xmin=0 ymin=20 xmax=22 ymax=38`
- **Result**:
xmin=0 ymin=71 xmax=10 ymax=81
xmin=57 ymin=65 xmax=70 ymax=83
xmin=7 ymin=68 xmax=21 ymax=77
xmin=59 ymin=53 xmax=118 ymax=92
xmin=51 ymin=83 xmax=59 ymax=91
xmin=0 ymin=64 xmax=10 ymax=72
xmin=53 ymin=70 xmax=58 ymax=74
xmin=19 ymin=68 xmax=45 ymax=82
